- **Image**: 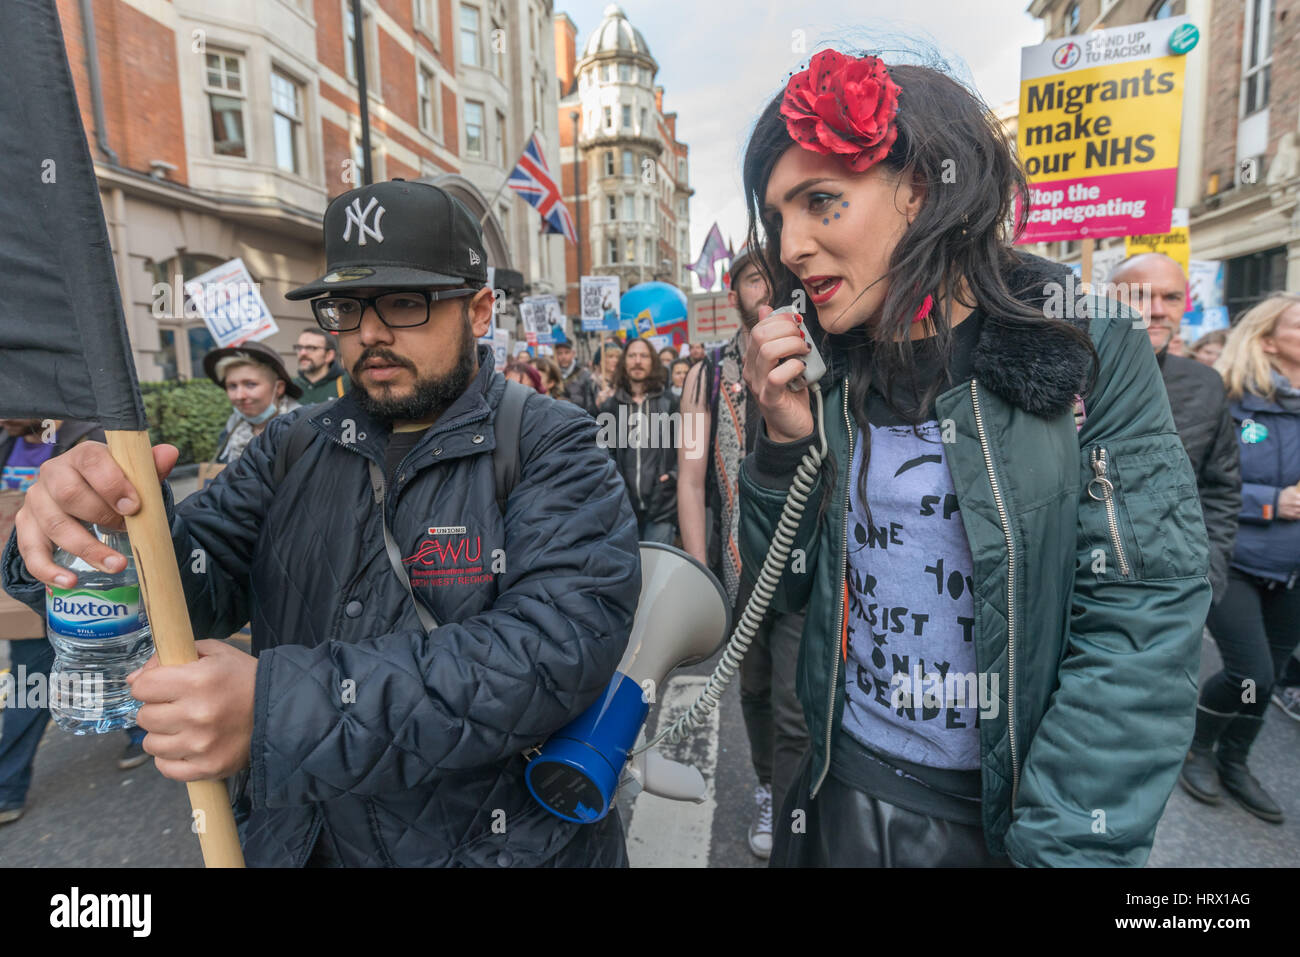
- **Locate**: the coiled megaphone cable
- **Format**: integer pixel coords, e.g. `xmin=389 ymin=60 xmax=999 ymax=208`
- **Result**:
xmin=638 ymin=383 xmax=829 ymax=752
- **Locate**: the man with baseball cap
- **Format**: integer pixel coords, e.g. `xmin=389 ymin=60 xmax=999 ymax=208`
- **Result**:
xmin=4 ymin=180 xmax=640 ymax=866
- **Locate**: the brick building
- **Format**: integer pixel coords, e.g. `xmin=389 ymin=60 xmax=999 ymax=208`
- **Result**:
xmin=553 ymin=4 xmax=692 ymax=322
xmin=57 ymin=0 xmax=564 ymax=381
xmin=1026 ymin=0 xmax=1300 ymax=317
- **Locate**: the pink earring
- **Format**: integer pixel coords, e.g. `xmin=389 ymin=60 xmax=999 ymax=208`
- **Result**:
xmin=912 ymin=294 xmax=933 ymax=324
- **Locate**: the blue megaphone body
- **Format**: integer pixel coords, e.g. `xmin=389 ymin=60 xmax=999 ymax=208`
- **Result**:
xmin=525 ymin=543 xmax=730 ymax=822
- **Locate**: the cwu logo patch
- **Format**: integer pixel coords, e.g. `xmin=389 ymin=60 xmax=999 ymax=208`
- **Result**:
xmin=403 ymin=525 xmax=494 ymax=588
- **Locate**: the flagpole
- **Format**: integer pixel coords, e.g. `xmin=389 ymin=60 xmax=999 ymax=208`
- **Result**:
xmin=479 ymin=126 xmax=542 ymax=228
xmin=103 ymin=431 xmax=245 ymax=867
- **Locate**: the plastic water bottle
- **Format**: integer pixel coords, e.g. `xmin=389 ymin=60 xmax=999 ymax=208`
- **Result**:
xmin=46 ymin=525 xmax=154 ymax=734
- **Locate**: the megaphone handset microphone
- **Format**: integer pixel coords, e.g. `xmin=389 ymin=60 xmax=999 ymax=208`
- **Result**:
xmin=642 ymin=311 xmax=829 ymax=750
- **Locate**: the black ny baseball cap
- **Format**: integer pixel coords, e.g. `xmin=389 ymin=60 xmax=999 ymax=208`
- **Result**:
xmin=286 ymin=179 xmax=489 ymax=300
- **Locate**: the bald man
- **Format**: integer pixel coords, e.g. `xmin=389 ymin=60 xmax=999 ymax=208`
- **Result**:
xmin=1109 ymin=252 xmax=1239 ymax=603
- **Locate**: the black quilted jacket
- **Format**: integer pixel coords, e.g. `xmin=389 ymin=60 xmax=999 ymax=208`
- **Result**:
xmin=3 ymin=347 xmax=641 ymax=866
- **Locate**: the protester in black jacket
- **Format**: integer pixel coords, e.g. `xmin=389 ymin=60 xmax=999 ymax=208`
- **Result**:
xmin=597 ymin=338 xmax=679 ymax=543
xmin=554 ymin=341 xmax=598 ymax=414
xmin=3 ymin=181 xmax=640 ymax=866
xmin=1113 ymin=253 xmax=1240 ymax=600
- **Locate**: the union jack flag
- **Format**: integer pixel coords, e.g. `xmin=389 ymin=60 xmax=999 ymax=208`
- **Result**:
xmin=507 ymin=133 xmax=577 ymax=244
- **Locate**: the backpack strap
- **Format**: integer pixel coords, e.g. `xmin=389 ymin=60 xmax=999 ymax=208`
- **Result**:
xmin=493 ymin=379 xmax=531 ymax=515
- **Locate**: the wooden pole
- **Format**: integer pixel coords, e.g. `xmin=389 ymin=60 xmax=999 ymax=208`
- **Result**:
xmin=1080 ymin=238 xmax=1095 ymax=291
xmin=104 ymin=430 xmax=245 ymax=868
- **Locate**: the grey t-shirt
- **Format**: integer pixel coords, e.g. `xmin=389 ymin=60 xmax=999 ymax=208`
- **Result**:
xmin=832 ymin=309 xmax=987 ymax=822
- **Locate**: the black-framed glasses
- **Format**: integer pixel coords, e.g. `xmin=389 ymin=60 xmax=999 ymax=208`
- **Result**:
xmin=310 ymin=288 xmax=475 ymax=332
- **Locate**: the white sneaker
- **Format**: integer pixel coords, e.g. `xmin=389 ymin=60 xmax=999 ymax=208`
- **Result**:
xmin=748 ymin=783 xmax=773 ymax=859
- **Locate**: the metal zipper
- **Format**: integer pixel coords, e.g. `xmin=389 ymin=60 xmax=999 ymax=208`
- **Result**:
xmin=1088 ymin=447 xmax=1131 ymax=578
xmin=970 ymin=380 xmax=1019 ymax=807
xmin=812 ymin=378 xmax=852 ymax=799
xmin=634 ymin=401 xmax=645 ymax=511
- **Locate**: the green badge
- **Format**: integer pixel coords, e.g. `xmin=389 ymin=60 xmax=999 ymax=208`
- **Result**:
xmin=1169 ymin=23 xmax=1199 ymax=55
xmin=1242 ymin=421 xmax=1268 ymax=444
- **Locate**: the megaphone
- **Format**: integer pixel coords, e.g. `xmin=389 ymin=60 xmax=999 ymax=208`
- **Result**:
xmin=525 ymin=542 xmax=730 ymax=823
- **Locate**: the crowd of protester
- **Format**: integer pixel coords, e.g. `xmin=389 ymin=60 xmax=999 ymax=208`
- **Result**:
xmin=2 ymin=255 xmax=1297 ymax=865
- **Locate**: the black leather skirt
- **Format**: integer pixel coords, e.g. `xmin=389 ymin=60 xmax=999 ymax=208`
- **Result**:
xmin=771 ymin=751 xmax=1011 ymax=868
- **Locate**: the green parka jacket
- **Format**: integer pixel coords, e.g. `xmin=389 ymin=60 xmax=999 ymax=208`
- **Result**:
xmin=739 ymin=256 xmax=1210 ymax=866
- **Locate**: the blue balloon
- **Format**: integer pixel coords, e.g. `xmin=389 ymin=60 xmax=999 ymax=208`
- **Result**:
xmin=619 ymin=282 xmax=688 ymax=337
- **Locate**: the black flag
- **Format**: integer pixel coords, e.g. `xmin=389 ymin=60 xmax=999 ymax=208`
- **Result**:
xmin=0 ymin=0 xmax=146 ymax=429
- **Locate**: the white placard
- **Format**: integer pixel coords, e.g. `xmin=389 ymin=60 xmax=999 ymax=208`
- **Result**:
xmin=184 ymin=257 xmax=279 ymax=347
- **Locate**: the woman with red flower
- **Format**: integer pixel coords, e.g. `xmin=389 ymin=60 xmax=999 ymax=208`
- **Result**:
xmin=737 ymin=51 xmax=1211 ymax=866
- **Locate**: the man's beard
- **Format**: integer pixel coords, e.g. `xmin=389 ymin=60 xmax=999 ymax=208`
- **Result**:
xmin=352 ymin=320 xmax=477 ymax=426
xmin=300 ymin=358 xmax=326 ymax=376
xmin=738 ymin=298 xmax=767 ymax=330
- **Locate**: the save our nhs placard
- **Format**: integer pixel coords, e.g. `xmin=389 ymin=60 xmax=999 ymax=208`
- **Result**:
xmin=183 ymin=257 xmax=279 ymax=347
xmin=1016 ymin=17 xmax=1194 ymax=244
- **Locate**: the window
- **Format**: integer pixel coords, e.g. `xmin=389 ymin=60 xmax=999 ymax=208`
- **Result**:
xmin=607 ymin=194 xmax=617 ymax=220
xmin=640 ymin=66 xmax=649 ymax=84
xmin=619 ymin=63 xmax=631 ymax=83
xmin=639 ymin=107 xmax=647 ymax=131
xmin=414 ymin=0 xmax=440 ymax=47
xmin=605 ymin=64 xmax=615 ymax=82
xmin=604 ymin=106 xmax=613 ymax=129
xmin=205 ymin=52 xmax=246 ymax=157
xmin=497 ymin=110 xmax=507 ymax=167
xmin=677 ymin=157 xmax=687 ymax=180
xmin=626 ymin=237 xmax=636 ymax=263
xmin=622 ymin=105 xmax=632 ymax=128
xmin=531 ymin=77 xmax=540 ymax=125
xmin=1146 ymin=0 xmax=1184 ymax=16
xmin=643 ymin=195 xmax=652 ymax=219
xmin=417 ymin=65 xmax=439 ymax=136
xmin=271 ymin=69 xmax=303 ymax=173
xmin=1226 ymin=246 xmax=1287 ymax=319
xmin=645 ymin=237 xmax=654 ymax=265
xmin=460 ymin=4 xmax=481 ymax=68
xmin=150 ymin=254 xmax=224 ymax=380
xmin=1063 ymin=2 xmax=1079 ymax=33
xmin=603 ymin=150 xmax=615 ymax=176
xmin=622 ymin=150 xmax=634 ymax=177
xmin=624 ymin=194 xmax=635 ymax=219
xmin=465 ymin=100 xmax=484 ymax=157
xmin=1242 ymin=0 xmax=1272 ymax=116
xmin=608 ymin=237 xmax=619 ymax=263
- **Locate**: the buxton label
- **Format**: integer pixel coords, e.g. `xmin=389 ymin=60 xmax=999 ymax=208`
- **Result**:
xmin=46 ymin=584 xmax=145 ymax=639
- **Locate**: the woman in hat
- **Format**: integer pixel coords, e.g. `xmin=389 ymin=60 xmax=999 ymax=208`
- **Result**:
xmin=204 ymin=340 xmax=303 ymax=464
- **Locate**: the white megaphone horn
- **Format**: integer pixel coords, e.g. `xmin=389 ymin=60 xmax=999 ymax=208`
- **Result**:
xmin=525 ymin=543 xmax=730 ymax=822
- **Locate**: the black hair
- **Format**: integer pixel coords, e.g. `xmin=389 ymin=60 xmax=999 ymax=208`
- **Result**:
xmin=741 ymin=55 xmax=1096 ymax=511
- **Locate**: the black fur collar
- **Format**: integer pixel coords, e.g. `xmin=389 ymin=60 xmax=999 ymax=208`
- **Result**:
xmin=817 ymin=253 xmax=1092 ymax=418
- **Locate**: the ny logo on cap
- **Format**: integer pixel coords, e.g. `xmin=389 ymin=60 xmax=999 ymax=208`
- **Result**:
xmin=469 ymin=249 xmax=481 ymax=266
xmin=343 ymin=196 xmax=386 ymax=246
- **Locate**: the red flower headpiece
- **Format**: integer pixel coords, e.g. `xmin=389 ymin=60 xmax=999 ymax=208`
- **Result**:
xmin=781 ymin=50 xmax=901 ymax=173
